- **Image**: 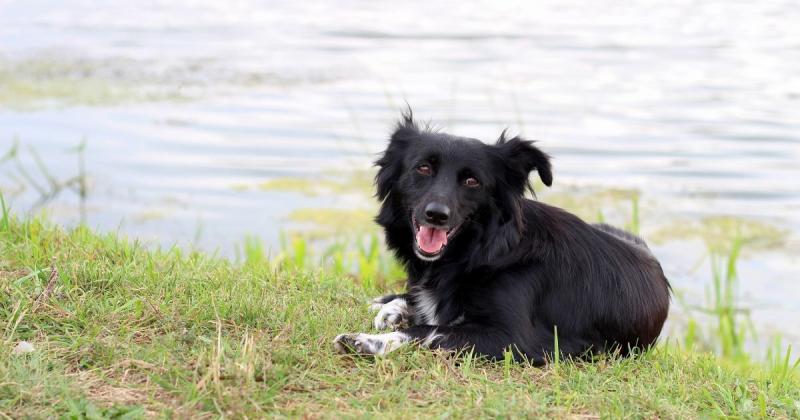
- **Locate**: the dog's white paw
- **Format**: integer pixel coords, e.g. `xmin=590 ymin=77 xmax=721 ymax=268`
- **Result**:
xmin=333 ymin=332 xmax=409 ymax=356
xmin=370 ymin=297 xmax=409 ymax=330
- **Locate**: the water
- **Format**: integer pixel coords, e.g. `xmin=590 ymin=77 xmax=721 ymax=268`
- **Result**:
xmin=1 ymin=0 xmax=799 ymax=346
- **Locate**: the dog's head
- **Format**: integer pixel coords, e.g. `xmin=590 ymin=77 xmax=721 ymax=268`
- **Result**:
xmin=375 ymin=112 xmax=552 ymax=263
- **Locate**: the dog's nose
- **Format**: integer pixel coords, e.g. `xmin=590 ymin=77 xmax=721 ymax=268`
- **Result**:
xmin=424 ymin=202 xmax=450 ymax=225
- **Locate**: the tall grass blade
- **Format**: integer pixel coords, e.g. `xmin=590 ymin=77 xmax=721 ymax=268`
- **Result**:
xmin=0 ymin=192 xmax=9 ymax=232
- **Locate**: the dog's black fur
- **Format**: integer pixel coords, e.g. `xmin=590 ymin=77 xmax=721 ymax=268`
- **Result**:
xmin=370 ymin=112 xmax=671 ymax=364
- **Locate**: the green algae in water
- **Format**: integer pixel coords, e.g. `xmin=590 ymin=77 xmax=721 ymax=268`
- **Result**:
xmin=540 ymin=186 xmax=640 ymax=222
xmin=0 ymin=53 xmax=340 ymax=110
xmin=0 ymin=56 xmax=190 ymax=109
xmin=257 ymin=170 xmax=374 ymax=197
xmin=258 ymin=178 xmax=321 ymax=195
xmin=131 ymin=210 xmax=169 ymax=224
xmin=650 ymin=216 xmax=788 ymax=253
xmin=285 ymin=208 xmax=377 ymax=239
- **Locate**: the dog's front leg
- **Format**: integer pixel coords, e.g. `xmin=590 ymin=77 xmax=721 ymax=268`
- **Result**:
xmin=332 ymin=326 xmax=438 ymax=356
xmin=333 ymin=331 xmax=411 ymax=356
xmin=333 ymin=324 xmax=530 ymax=360
xmin=369 ymin=293 xmax=411 ymax=330
xmin=400 ymin=325 xmax=521 ymax=360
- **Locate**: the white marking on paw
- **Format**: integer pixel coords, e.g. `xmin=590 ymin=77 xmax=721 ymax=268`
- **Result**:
xmin=368 ymin=296 xmax=387 ymax=312
xmin=373 ymin=298 xmax=409 ymax=330
xmin=333 ymin=332 xmax=409 ymax=356
xmin=412 ymin=287 xmax=439 ymax=325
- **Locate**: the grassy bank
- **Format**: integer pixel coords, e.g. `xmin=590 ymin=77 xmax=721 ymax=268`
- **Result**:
xmin=1 ymin=213 xmax=799 ymax=418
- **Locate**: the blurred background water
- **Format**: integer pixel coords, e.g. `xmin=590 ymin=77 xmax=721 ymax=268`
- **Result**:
xmin=1 ymin=0 xmax=799 ymax=347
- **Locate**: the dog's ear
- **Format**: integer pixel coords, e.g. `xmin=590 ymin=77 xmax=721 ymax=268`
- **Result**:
xmin=494 ymin=131 xmax=553 ymax=194
xmin=484 ymin=133 xmax=552 ymax=249
xmin=375 ymin=111 xmax=420 ymax=201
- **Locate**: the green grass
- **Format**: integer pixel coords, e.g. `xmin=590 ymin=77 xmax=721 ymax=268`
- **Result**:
xmin=1 ymin=214 xmax=799 ymax=418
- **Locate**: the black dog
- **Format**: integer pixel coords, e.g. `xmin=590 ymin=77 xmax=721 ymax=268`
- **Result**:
xmin=334 ymin=112 xmax=671 ymax=364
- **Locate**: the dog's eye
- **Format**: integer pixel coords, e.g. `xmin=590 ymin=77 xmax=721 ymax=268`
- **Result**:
xmin=416 ymin=165 xmax=432 ymax=176
xmin=464 ymin=177 xmax=480 ymax=188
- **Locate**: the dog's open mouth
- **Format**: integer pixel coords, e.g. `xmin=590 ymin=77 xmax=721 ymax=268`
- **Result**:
xmin=412 ymin=217 xmax=461 ymax=260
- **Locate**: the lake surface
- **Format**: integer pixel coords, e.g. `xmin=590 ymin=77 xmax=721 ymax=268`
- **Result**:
xmin=1 ymin=0 xmax=799 ymax=348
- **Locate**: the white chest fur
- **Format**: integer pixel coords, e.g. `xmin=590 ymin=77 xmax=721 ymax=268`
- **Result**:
xmin=412 ymin=287 xmax=439 ymax=326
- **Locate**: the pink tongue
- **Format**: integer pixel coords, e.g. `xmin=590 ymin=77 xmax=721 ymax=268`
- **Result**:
xmin=416 ymin=226 xmax=448 ymax=254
